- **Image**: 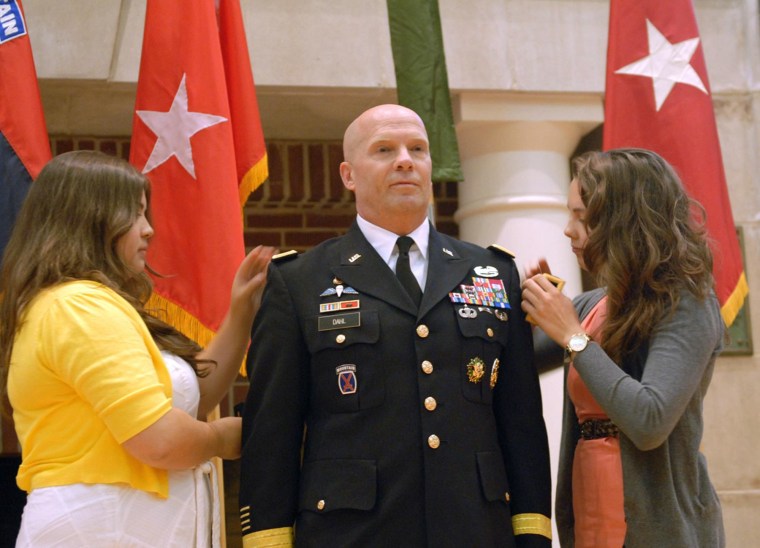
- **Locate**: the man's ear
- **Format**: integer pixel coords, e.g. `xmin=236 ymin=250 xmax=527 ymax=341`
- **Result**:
xmin=339 ymin=161 xmax=355 ymax=192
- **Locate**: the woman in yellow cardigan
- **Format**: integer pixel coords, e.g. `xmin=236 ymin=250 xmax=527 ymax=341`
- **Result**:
xmin=0 ymin=150 xmax=274 ymax=547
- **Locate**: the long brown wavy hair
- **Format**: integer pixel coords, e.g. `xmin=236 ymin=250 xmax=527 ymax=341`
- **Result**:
xmin=573 ymin=148 xmax=715 ymax=363
xmin=0 ymin=151 xmax=205 ymax=402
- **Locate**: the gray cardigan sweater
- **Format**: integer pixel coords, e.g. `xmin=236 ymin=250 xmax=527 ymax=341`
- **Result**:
xmin=537 ymin=288 xmax=725 ymax=547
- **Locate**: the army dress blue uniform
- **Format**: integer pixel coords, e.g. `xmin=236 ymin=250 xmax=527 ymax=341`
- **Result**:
xmin=239 ymin=222 xmax=552 ymax=547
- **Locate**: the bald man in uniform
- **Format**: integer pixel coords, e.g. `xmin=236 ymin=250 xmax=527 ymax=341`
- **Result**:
xmin=239 ymin=104 xmax=552 ymax=547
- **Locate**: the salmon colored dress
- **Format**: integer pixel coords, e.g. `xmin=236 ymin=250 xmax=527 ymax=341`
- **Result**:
xmin=567 ymin=296 xmax=627 ymax=547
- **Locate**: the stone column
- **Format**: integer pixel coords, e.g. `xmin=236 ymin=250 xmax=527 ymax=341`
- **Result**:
xmin=453 ymin=92 xmax=603 ymax=546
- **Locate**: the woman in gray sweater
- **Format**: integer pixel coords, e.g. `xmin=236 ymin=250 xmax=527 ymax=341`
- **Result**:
xmin=522 ymin=149 xmax=725 ymax=547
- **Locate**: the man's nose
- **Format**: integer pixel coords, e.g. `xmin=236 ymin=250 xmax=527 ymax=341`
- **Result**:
xmin=395 ymin=147 xmax=413 ymax=169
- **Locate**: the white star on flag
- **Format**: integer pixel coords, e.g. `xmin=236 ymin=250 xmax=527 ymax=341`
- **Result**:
xmin=614 ymin=19 xmax=707 ymax=111
xmin=136 ymin=74 xmax=227 ymax=178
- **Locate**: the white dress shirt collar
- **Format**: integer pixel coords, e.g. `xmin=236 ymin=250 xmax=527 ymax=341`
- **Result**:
xmin=355 ymin=215 xmax=429 ymax=263
xmin=355 ymin=215 xmax=429 ymax=290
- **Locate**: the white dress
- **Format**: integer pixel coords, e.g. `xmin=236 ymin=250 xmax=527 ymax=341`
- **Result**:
xmin=16 ymin=352 xmax=220 ymax=547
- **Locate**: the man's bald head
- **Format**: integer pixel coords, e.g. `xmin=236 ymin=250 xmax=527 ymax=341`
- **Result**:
xmin=343 ymin=104 xmax=427 ymax=163
xmin=338 ymin=104 xmax=433 ymax=236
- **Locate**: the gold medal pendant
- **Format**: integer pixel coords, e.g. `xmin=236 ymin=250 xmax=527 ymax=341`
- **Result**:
xmin=466 ymin=357 xmax=485 ymax=383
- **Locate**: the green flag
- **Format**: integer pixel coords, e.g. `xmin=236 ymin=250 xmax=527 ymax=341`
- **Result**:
xmin=387 ymin=0 xmax=463 ymax=182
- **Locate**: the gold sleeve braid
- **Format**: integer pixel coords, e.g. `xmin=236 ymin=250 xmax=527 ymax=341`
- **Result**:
xmin=511 ymin=513 xmax=552 ymax=540
xmin=242 ymin=526 xmax=294 ymax=548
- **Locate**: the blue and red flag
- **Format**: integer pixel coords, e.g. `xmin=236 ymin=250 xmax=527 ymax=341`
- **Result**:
xmin=0 ymin=0 xmax=51 ymax=260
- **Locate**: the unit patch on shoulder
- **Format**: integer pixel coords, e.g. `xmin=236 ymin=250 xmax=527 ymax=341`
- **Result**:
xmin=272 ymin=250 xmax=299 ymax=263
xmin=487 ymin=244 xmax=516 ymax=259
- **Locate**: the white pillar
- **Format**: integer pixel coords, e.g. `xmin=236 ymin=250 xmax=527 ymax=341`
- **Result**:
xmin=453 ymin=92 xmax=603 ymax=546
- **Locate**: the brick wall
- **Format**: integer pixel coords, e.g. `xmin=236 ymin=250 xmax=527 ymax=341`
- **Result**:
xmin=3 ymin=134 xmax=461 ymax=431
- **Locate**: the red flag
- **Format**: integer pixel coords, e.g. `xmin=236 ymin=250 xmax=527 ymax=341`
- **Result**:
xmin=604 ymin=0 xmax=748 ymax=326
xmin=0 ymin=0 xmax=52 ymax=259
xmin=130 ymin=0 xmax=266 ymax=346
xmin=217 ymin=0 xmax=268 ymax=203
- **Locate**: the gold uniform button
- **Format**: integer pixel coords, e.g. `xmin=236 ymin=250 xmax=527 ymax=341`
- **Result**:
xmin=416 ymin=324 xmax=430 ymax=338
xmin=421 ymin=360 xmax=434 ymax=374
xmin=317 ymin=499 xmax=326 ymax=511
xmin=428 ymin=434 xmax=440 ymax=449
xmin=336 ymin=334 xmax=346 ymax=344
xmin=424 ymin=397 xmax=437 ymax=411
xmin=486 ymin=327 xmax=494 ymax=338
xmin=504 ymin=492 xmax=510 ymax=502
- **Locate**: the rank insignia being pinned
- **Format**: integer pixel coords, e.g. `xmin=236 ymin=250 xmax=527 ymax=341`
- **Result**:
xmin=474 ymin=265 xmax=499 ymax=277
xmin=466 ymin=357 xmax=486 ymax=384
xmin=490 ymin=358 xmax=500 ymax=389
xmin=336 ymin=364 xmax=357 ymax=394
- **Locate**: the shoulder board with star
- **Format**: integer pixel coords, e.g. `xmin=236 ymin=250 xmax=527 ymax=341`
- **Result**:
xmin=487 ymin=244 xmax=516 ymax=259
xmin=272 ymin=250 xmax=299 ymax=263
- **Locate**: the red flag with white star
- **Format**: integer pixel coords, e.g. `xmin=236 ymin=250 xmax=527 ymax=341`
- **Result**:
xmin=130 ymin=0 xmax=267 ymax=346
xmin=604 ymin=0 xmax=748 ymax=326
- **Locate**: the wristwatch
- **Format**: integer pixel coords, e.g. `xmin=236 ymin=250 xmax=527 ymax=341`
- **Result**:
xmin=566 ymin=332 xmax=591 ymax=358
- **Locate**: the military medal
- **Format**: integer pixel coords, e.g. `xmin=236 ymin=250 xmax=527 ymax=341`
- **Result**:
xmin=466 ymin=357 xmax=485 ymax=383
xmin=490 ymin=358 xmax=500 ymax=389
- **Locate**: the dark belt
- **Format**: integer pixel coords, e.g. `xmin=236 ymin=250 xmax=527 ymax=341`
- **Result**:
xmin=580 ymin=419 xmax=619 ymax=440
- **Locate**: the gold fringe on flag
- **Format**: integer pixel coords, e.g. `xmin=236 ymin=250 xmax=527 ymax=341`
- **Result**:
xmin=721 ymin=272 xmax=749 ymax=328
xmin=238 ymin=153 xmax=269 ymax=206
xmin=146 ymin=292 xmax=216 ymax=349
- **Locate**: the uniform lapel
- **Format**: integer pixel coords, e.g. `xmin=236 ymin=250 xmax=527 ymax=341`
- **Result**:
xmin=419 ymin=229 xmax=472 ymax=318
xmin=331 ymin=222 xmax=418 ymax=315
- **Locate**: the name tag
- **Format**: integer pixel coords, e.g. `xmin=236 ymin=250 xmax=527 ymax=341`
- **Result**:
xmin=318 ymin=311 xmax=361 ymax=331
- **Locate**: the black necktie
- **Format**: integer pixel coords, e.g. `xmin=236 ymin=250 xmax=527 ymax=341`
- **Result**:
xmin=395 ymin=236 xmax=422 ymax=307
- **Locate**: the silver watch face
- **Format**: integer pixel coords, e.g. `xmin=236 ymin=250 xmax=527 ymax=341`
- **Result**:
xmin=568 ymin=334 xmax=588 ymax=352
